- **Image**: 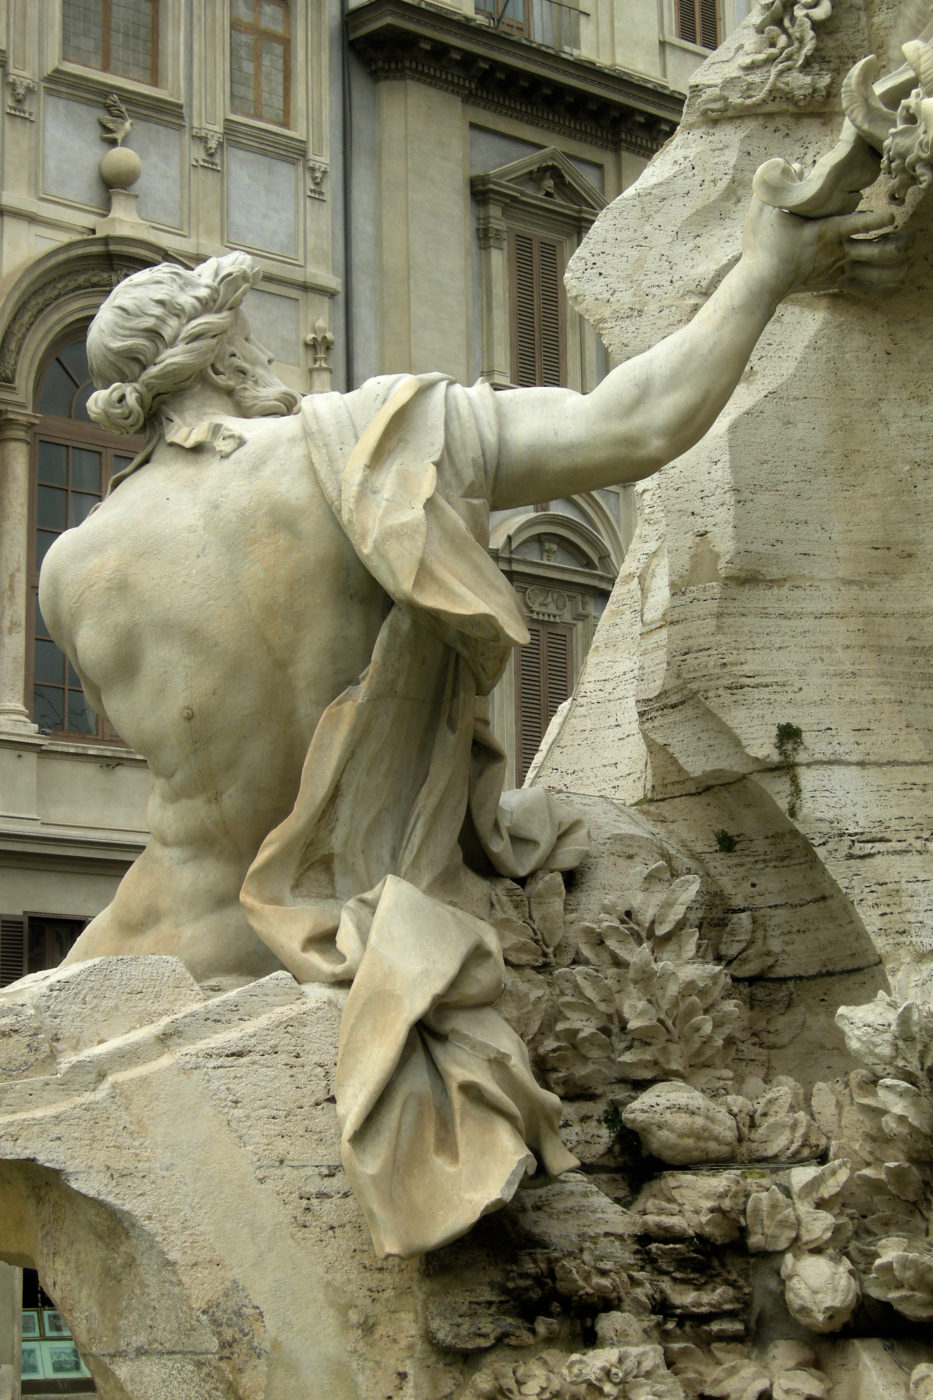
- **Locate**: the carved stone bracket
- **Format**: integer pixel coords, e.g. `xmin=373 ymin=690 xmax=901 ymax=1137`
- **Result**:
xmin=192 ymin=128 xmax=223 ymax=171
xmin=6 ymin=75 xmax=36 ymax=122
xmin=307 ymin=160 xmax=329 ymax=200
xmin=476 ymin=223 xmax=507 ymax=250
xmin=525 ymin=585 xmax=570 ymax=622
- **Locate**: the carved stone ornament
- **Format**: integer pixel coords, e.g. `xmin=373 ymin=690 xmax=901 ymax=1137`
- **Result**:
xmin=5 ymin=74 xmax=36 ymax=121
xmin=525 ymin=584 xmax=570 ymax=621
xmin=192 ymin=127 xmax=223 ymax=171
xmin=307 ymin=159 xmax=328 ymax=199
xmin=690 ymin=0 xmax=834 ymax=119
xmin=477 ymin=222 xmax=508 ymax=250
xmin=305 ymin=317 xmax=335 ymax=369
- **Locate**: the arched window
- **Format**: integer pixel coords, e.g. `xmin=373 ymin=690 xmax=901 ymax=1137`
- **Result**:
xmin=30 ymin=335 xmax=142 ymax=741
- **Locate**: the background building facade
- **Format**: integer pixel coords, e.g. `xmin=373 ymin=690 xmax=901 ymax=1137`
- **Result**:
xmin=0 ymin=0 xmax=741 ymax=1391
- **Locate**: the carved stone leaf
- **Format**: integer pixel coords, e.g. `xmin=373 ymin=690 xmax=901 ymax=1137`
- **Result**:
xmin=555 ymin=966 xmax=617 ymax=1023
xmin=836 ymin=994 xmax=933 ymax=1084
xmin=652 ymin=876 xmax=701 ymax=939
xmin=746 ymin=1185 xmax=798 ymax=1253
xmin=847 ymin=1168 xmax=927 ymax=1239
xmin=793 ymin=1207 xmax=837 ymax=1250
xmin=628 ymin=861 xmax=674 ymax=932
xmin=654 ymin=924 xmax=700 ymax=963
xmin=876 ymin=1076 xmax=933 ymax=1152
xmin=498 ymin=918 xmax=545 ymax=967
xmin=780 ymin=1251 xmax=860 ymax=1333
xmin=527 ymin=870 xmax=566 ymax=950
xmin=603 ymin=925 xmax=642 ymax=967
xmin=911 ymin=1363 xmax=933 ymax=1400
xmin=866 ymin=1237 xmax=933 ymax=1321
xmin=789 ymin=1160 xmax=850 ymax=1208
xmin=883 ymin=1160 xmax=926 ymax=1204
xmin=702 ymin=1358 xmax=771 ymax=1400
xmin=622 ymin=996 xmax=668 ymax=1040
xmin=746 ymin=1088 xmax=827 ymax=1164
xmin=772 ymin=1369 xmax=828 ymax=1400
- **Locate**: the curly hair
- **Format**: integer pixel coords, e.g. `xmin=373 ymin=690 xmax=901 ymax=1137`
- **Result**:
xmin=86 ymin=252 xmax=264 ymax=436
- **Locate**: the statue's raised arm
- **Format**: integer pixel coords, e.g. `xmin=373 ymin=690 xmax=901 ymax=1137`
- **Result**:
xmin=491 ymin=198 xmax=905 ymax=510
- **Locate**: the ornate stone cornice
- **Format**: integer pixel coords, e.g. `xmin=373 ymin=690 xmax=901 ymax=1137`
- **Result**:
xmin=346 ymin=0 xmax=682 ymax=154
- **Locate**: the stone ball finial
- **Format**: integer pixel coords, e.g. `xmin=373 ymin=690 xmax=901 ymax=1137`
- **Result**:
xmin=100 ymin=144 xmax=142 ymax=191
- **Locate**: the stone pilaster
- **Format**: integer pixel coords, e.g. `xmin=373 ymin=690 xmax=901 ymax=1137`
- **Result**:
xmin=0 ymin=411 xmax=40 ymax=735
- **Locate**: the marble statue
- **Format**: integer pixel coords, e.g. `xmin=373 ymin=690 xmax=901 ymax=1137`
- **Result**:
xmin=34 ymin=197 xmax=902 ymax=1259
xmin=4 ymin=3 xmax=933 ymax=1392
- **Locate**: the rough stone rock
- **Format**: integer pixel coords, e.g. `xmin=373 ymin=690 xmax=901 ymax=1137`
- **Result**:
xmin=541 ymin=0 xmax=933 ymax=999
xmin=0 ymin=958 xmax=427 ymax=1400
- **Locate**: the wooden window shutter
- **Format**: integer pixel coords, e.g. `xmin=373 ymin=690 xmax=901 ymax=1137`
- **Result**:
xmin=0 ymin=916 xmax=26 ymax=987
xmin=508 ymin=231 xmax=566 ymax=388
xmin=515 ymin=620 xmax=573 ymax=782
xmin=676 ymin=0 xmax=719 ymax=47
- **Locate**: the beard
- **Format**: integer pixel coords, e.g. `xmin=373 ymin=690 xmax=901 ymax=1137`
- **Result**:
xmin=230 ymin=372 xmax=301 ymax=419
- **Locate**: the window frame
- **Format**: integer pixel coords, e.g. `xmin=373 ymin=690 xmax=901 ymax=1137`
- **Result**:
xmin=44 ymin=0 xmax=183 ymax=110
xmin=61 ymin=0 xmax=161 ymax=87
xmin=471 ymin=148 xmax=606 ymax=392
xmin=28 ymin=336 xmax=143 ymax=746
xmin=229 ymin=0 xmax=293 ymax=129
xmin=474 ymin=0 xmax=532 ymax=39
xmin=674 ymin=0 xmax=721 ymax=49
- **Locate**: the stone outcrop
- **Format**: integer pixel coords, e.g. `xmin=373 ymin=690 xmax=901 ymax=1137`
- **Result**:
xmin=546 ymin=0 xmax=932 ymax=999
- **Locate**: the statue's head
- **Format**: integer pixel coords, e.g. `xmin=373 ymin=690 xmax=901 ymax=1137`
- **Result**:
xmin=86 ymin=251 xmax=300 ymax=436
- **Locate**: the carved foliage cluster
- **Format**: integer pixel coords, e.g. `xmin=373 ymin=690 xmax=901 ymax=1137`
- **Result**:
xmin=830 ymin=982 xmax=933 ymax=1322
xmin=465 ymin=1342 xmax=685 ymax=1400
xmin=530 ymin=865 xmax=745 ymax=1097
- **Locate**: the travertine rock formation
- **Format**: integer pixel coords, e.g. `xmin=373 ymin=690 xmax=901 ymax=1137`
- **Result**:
xmin=547 ymin=0 xmax=933 ymax=997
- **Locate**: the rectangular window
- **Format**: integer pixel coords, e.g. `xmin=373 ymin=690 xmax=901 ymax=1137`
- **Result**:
xmin=62 ymin=0 xmax=159 ymax=85
xmin=515 ymin=619 xmax=573 ymax=782
xmin=230 ymin=0 xmax=291 ymax=126
xmin=676 ymin=0 xmax=720 ymax=48
xmin=508 ymin=230 xmax=566 ymax=388
xmin=475 ymin=0 xmax=531 ymax=37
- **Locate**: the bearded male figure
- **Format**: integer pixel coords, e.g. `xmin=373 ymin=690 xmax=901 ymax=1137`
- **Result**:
xmin=37 ymin=197 xmax=901 ymax=1257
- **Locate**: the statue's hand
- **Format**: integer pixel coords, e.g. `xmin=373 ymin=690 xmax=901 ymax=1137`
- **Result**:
xmin=742 ymin=197 xmax=910 ymax=300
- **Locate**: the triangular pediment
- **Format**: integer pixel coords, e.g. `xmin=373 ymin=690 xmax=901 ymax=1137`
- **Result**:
xmin=473 ymin=146 xmax=606 ymax=213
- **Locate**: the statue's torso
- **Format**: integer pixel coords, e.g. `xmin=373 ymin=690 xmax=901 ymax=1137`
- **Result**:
xmin=39 ymin=413 xmax=389 ymax=978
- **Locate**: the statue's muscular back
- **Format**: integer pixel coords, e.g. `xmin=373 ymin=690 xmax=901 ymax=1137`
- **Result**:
xmin=40 ymin=412 xmax=389 ymax=983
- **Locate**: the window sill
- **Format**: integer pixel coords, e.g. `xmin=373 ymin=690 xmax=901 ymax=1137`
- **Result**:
xmin=43 ymin=64 xmax=185 ymax=123
xmin=223 ymin=114 xmax=307 ymax=159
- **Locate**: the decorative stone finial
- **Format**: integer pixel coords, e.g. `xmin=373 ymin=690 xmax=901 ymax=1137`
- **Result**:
xmin=98 ymin=93 xmax=142 ymax=192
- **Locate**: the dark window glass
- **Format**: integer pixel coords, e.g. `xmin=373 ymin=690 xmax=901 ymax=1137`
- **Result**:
xmin=37 ymin=486 xmax=68 ymax=531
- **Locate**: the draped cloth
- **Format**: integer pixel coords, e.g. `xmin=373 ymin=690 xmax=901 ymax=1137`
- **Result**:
xmin=239 ymin=374 xmax=586 ymax=1257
